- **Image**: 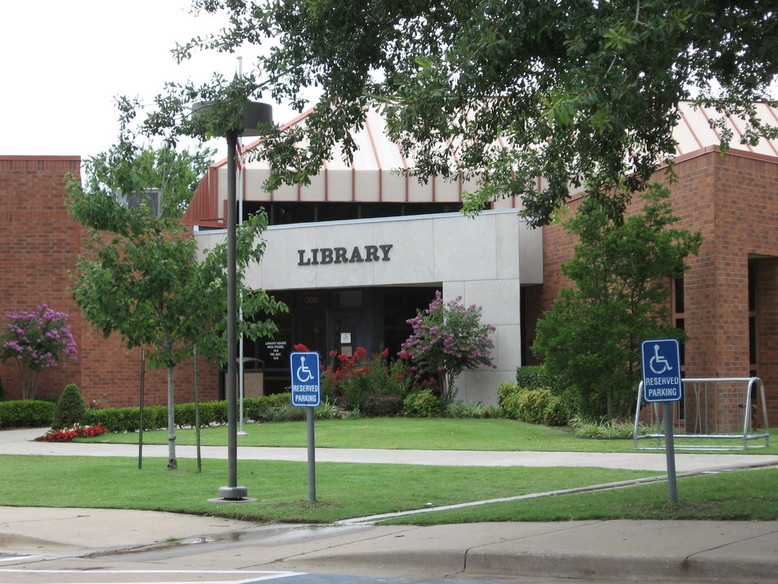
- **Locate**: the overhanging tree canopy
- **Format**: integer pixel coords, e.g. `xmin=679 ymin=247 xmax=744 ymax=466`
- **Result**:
xmin=144 ymin=0 xmax=775 ymax=225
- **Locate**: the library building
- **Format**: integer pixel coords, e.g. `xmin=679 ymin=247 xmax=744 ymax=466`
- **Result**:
xmin=1 ymin=102 xmax=777 ymax=432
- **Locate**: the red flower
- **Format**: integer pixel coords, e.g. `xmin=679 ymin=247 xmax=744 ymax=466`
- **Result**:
xmin=381 ymin=348 xmax=390 ymax=357
xmin=34 ymin=424 xmax=109 ymax=442
xmin=294 ymin=343 xmax=309 ymax=352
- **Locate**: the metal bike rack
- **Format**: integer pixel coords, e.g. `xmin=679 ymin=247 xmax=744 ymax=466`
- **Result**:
xmin=633 ymin=377 xmax=770 ymax=451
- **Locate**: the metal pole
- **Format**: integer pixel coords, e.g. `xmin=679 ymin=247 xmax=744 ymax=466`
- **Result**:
xmin=307 ymin=406 xmax=316 ymax=502
xmin=237 ymin=55 xmax=247 ymax=438
xmin=663 ymin=402 xmax=678 ymax=504
xmin=217 ymin=130 xmax=247 ymax=500
xmin=138 ymin=348 xmax=145 ymax=470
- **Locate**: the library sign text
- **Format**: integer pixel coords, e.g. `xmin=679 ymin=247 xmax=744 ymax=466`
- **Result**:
xmin=297 ymin=244 xmax=393 ymax=266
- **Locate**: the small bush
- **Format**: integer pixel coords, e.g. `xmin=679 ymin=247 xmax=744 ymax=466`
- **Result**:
xmin=314 ymin=401 xmax=339 ymax=420
xmin=362 ymin=394 xmax=404 ymax=417
xmin=245 ymin=393 xmax=292 ymax=422
xmin=570 ymin=416 xmax=644 ymax=439
xmin=500 ymin=383 xmax=570 ymax=426
xmin=0 ymin=400 xmax=55 ymax=429
xmin=444 ymin=401 xmax=501 ymax=418
xmin=497 ymin=382 xmax=520 ymax=408
xmin=320 ymin=347 xmax=419 ymax=414
xmin=403 ymin=389 xmax=442 ymax=417
xmin=176 ymin=401 xmax=228 ymax=428
xmin=266 ymin=403 xmax=307 ymax=422
xmin=52 ymin=384 xmax=86 ymax=430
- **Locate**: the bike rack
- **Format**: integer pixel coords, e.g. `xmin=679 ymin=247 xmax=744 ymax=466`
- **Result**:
xmin=633 ymin=377 xmax=770 ymax=451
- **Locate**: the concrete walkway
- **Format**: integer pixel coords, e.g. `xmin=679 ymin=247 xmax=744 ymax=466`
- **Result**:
xmin=2 ymin=427 xmax=776 ymax=472
xmin=1 ymin=428 xmax=777 ymax=582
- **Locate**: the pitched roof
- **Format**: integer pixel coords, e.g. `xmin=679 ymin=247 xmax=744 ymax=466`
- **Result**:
xmin=184 ymin=102 xmax=778 ymax=227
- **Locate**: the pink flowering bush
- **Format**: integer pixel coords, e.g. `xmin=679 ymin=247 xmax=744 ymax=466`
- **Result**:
xmin=400 ymin=291 xmax=495 ymax=401
xmin=0 ymin=305 xmax=77 ymax=399
xmin=34 ymin=424 xmax=109 ymax=442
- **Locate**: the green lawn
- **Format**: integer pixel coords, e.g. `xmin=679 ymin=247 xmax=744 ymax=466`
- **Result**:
xmin=0 ymin=454 xmax=658 ymax=524
xmin=6 ymin=417 xmax=776 ymax=524
xmin=81 ymin=417 xmax=778 ymax=454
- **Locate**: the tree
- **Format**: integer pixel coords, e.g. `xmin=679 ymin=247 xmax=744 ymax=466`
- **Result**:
xmin=67 ymin=141 xmax=285 ymax=469
xmin=531 ymin=183 xmax=701 ymax=420
xmin=137 ymin=1 xmax=774 ymax=225
xmin=0 ymin=305 xmax=77 ymax=400
xmin=52 ymin=383 xmax=86 ymax=430
xmin=400 ymin=291 xmax=495 ymax=401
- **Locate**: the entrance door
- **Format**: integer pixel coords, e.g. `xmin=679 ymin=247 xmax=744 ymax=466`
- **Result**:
xmin=328 ymin=309 xmax=361 ymax=357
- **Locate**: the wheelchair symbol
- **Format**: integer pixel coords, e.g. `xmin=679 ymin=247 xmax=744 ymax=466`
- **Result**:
xmin=296 ymin=356 xmax=314 ymax=383
xmin=648 ymin=343 xmax=672 ymax=375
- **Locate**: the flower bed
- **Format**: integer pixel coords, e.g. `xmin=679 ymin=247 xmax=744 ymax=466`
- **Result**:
xmin=34 ymin=424 xmax=109 ymax=442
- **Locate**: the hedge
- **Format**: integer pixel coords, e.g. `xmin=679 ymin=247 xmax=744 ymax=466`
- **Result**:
xmin=0 ymin=393 xmax=307 ymax=432
xmin=80 ymin=393 xmax=304 ymax=433
xmin=0 ymin=400 xmax=56 ymax=429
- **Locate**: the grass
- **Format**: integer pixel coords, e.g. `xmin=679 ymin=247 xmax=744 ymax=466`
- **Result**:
xmin=87 ymin=418 xmax=605 ymax=451
xmin=385 ymin=468 xmax=778 ymax=524
xmin=7 ymin=418 xmax=778 ymax=524
xmin=0 ymin=454 xmax=657 ymax=524
xmin=80 ymin=417 xmax=778 ymax=454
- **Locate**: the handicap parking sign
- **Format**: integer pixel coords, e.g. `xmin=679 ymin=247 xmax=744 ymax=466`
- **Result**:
xmin=290 ymin=351 xmax=321 ymax=407
xmin=641 ymin=338 xmax=683 ymax=402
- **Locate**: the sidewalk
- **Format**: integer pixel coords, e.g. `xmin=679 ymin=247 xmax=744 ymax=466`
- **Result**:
xmin=1 ymin=428 xmax=777 ymax=582
xmin=3 ymin=427 xmax=777 ymax=472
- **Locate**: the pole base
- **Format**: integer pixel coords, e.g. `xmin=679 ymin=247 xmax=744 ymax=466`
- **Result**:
xmin=217 ymin=485 xmax=248 ymax=500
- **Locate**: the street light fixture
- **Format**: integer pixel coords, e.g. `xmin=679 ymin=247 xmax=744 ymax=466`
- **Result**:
xmin=193 ymin=100 xmax=273 ymax=501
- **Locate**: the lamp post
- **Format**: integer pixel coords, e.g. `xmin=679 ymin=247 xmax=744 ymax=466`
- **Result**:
xmin=195 ymin=100 xmax=272 ymax=501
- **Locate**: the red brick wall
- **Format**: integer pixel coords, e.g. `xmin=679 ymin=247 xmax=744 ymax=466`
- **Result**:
xmin=0 ymin=156 xmax=220 ymax=408
xmin=0 ymin=156 xmax=85 ymax=401
xmin=756 ymin=258 xmax=778 ymax=426
xmin=527 ymin=150 xmax=778 ymax=429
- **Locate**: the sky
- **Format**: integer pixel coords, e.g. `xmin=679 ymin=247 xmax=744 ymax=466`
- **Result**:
xmin=1 ymin=1 xmax=301 ymax=160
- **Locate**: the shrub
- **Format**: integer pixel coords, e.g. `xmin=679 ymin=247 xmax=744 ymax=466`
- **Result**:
xmin=569 ymin=415 xmax=648 ymax=439
xmin=51 ymin=384 xmax=86 ymax=430
xmin=71 ymin=393 xmax=336 ymax=432
xmin=245 ymin=393 xmax=292 ymax=422
xmin=313 ymin=401 xmax=339 ymax=420
xmin=320 ymin=347 xmax=418 ymax=414
xmin=444 ymin=400 xmax=501 ymax=418
xmin=403 ymin=389 xmax=442 ymax=417
xmin=362 ymin=394 xmax=404 ymax=417
xmin=0 ymin=400 xmax=55 ymax=429
xmin=500 ymin=383 xmax=570 ymax=426
xmin=176 ymin=401 xmax=228 ymax=428
xmin=497 ymin=382 xmax=520 ymax=408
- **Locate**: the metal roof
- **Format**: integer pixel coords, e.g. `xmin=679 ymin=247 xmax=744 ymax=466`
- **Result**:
xmin=183 ymin=102 xmax=778 ymax=228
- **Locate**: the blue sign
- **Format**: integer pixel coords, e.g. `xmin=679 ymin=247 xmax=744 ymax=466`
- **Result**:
xmin=641 ymin=339 xmax=683 ymax=402
xmin=290 ymin=351 xmax=321 ymax=407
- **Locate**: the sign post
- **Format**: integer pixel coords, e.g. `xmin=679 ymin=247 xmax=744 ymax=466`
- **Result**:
xmin=641 ymin=338 xmax=682 ymax=504
xmin=290 ymin=351 xmax=320 ymax=502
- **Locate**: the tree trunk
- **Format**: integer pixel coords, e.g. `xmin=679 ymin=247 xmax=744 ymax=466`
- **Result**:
xmin=167 ymin=364 xmax=177 ymax=469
